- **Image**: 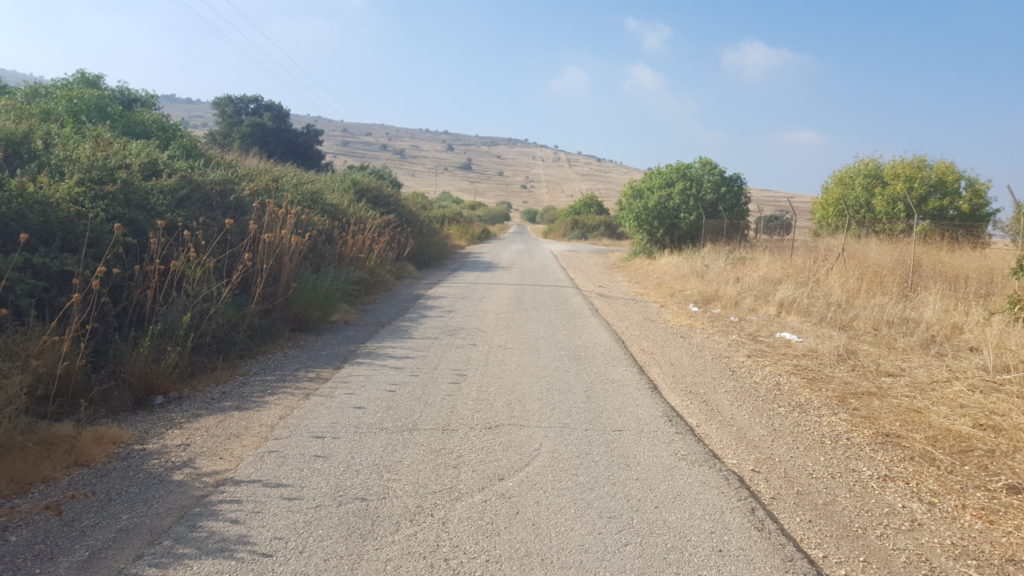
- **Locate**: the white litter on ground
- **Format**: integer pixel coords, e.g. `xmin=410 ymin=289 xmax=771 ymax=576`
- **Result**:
xmin=775 ymin=332 xmax=805 ymax=342
xmin=730 ymin=317 xmax=739 ymax=322
xmin=689 ymin=304 xmax=701 ymax=312
xmin=711 ymin=309 xmax=721 ymax=314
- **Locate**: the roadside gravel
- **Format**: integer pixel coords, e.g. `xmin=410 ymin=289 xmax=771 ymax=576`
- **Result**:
xmin=551 ymin=245 xmax=999 ymax=576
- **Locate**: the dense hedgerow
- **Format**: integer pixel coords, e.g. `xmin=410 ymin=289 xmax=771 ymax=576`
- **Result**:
xmin=0 ymin=71 xmax=494 ymax=425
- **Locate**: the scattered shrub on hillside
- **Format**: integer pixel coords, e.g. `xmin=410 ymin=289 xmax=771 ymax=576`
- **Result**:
xmin=521 ymin=208 xmax=540 ymax=223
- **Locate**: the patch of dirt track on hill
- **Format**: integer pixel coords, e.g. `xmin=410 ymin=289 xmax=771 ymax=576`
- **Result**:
xmin=552 ymin=246 xmax=1015 ymax=576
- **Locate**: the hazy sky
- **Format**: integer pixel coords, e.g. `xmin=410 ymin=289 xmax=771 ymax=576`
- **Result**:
xmin=3 ymin=1 xmax=1022 ymax=208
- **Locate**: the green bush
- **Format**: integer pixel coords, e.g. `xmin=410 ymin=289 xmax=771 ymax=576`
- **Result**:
xmin=521 ymin=208 xmax=539 ymax=223
xmin=285 ymin=268 xmax=361 ymax=331
xmin=0 ymin=71 xmax=453 ymax=423
xmin=538 ymin=205 xmax=560 ymax=225
xmin=543 ymin=214 xmax=622 ymax=241
xmin=617 ymin=157 xmax=749 ymax=255
xmin=812 ymin=155 xmax=998 ymax=240
xmin=561 ymin=193 xmax=610 ymax=218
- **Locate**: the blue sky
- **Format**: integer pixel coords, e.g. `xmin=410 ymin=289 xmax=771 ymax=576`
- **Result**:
xmin=2 ymin=1 xmax=1022 ymax=209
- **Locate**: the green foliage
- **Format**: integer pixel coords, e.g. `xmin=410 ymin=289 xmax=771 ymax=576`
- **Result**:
xmin=543 ymin=214 xmax=621 ymax=241
xmin=521 ymin=208 xmax=540 ymax=223
xmin=1007 ymin=255 xmax=1024 ymax=322
xmin=206 ymin=93 xmax=331 ymax=172
xmin=456 ymin=157 xmax=473 ymax=171
xmin=285 ymin=268 xmax=361 ymax=331
xmin=812 ymin=155 xmax=998 ymax=240
xmin=616 ymin=157 xmax=750 ymax=254
xmin=561 ymin=193 xmax=610 ymax=218
xmin=538 ymin=205 xmax=560 ymax=225
xmin=756 ymin=211 xmax=794 ymax=237
xmin=0 ymin=72 xmax=453 ymax=423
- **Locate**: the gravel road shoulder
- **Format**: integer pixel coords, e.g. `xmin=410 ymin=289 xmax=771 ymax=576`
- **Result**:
xmin=552 ymin=246 xmax=985 ymax=576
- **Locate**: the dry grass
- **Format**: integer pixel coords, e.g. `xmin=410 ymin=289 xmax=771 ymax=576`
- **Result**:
xmin=623 ymin=237 xmax=1024 ymax=557
xmin=0 ymin=422 xmax=132 ymax=499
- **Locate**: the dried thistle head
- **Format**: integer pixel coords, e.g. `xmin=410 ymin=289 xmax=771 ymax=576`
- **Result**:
xmin=224 ymin=218 xmax=235 ymax=228
xmin=112 ymin=268 xmax=123 ymax=275
xmin=183 ymin=230 xmax=192 ymax=240
xmin=263 ymin=233 xmax=274 ymax=242
xmin=96 ymin=266 xmax=108 ymax=276
xmin=113 ymin=223 xmax=123 ymax=234
xmin=248 ymin=222 xmax=258 ymax=233
xmin=18 ymin=232 xmax=29 ymax=244
xmin=71 ymin=293 xmax=83 ymax=304
xmin=71 ymin=278 xmax=80 ymax=287
xmin=90 ymin=279 xmax=101 ymax=290
xmin=156 ymin=219 xmax=167 ymax=230
xmin=0 ymin=308 xmax=9 ymax=318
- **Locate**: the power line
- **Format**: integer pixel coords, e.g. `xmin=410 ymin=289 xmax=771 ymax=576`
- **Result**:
xmin=194 ymin=0 xmax=344 ymax=119
xmin=172 ymin=0 xmax=338 ymax=119
xmin=222 ymin=0 xmax=353 ymax=118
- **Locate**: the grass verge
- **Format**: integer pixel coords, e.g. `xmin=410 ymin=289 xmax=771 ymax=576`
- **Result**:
xmin=621 ymin=237 xmax=1024 ymax=560
xmin=0 ymin=422 xmax=132 ymax=500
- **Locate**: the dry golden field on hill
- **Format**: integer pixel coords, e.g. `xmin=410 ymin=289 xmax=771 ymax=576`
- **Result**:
xmin=159 ymin=96 xmax=816 ymax=220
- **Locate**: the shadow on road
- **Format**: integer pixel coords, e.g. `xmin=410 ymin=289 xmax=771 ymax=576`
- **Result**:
xmin=0 ymin=246 xmax=494 ymax=576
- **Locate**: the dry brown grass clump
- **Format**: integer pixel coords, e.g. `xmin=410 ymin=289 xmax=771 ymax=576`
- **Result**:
xmin=624 ymin=237 xmax=1024 ymax=557
xmin=0 ymin=422 xmax=132 ymax=499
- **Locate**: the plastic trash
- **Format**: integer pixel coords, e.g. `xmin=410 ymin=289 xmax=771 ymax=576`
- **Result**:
xmin=689 ymin=304 xmax=701 ymax=312
xmin=775 ymin=332 xmax=805 ymax=342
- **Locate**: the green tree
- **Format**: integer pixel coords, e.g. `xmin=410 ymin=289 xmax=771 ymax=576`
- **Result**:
xmin=560 ymin=193 xmax=610 ymax=218
xmin=812 ymin=155 xmax=998 ymax=240
xmin=616 ymin=157 xmax=749 ymax=254
xmin=206 ymin=94 xmax=331 ymax=172
xmin=521 ymin=208 xmax=540 ymax=223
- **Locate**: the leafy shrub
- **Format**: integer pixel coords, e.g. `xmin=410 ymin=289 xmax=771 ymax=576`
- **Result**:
xmin=756 ymin=211 xmax=794 ymax=237
xmin=812 ymin=155 xmax=998 ymax=240
xmin=521 ymin=208 xmax=540 ymax=223
xmin=617 ymin=157 xmax=749 ymax=255
xmin=560 ymin=193 xmax=610 ymax=218
xmin=538 ymin=205 xmax=560 ymax=225
xmin=543 ymin=214 xmax=622 ymax=241
xmin=1007 ymin=255 xmax=1024 ymax=322
xmin=0 ymin=71 xmax=453 ymax=427
xmin=285 ymin=268 xmax=361 ymax=331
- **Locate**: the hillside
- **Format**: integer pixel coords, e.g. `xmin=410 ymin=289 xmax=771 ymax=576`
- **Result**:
xmin=158 ymin=96 xmax=815 ymax=225
xmin=0 ymin=67 xmax=48 ymax=87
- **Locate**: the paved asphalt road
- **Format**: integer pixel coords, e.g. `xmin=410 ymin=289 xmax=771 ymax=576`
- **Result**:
xmin=120 ymin=225 xmax=819 ymax=575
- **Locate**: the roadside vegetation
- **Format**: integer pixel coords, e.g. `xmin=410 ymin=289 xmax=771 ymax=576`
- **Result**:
xmin=0 ymin=71 xmax=503 ymax=497
xmin=537 ymin=193 xmax=622 ymax=241
xmin=614 ymin=153 xmax=1024 ymax=563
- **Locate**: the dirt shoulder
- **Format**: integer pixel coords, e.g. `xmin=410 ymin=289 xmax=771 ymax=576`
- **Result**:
xmin=555 ymin=248 xmax=1008 ymax=576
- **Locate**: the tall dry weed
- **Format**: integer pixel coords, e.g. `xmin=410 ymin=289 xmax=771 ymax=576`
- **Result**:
xmin=627 ymin=237 xmax=1024 ymax=552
